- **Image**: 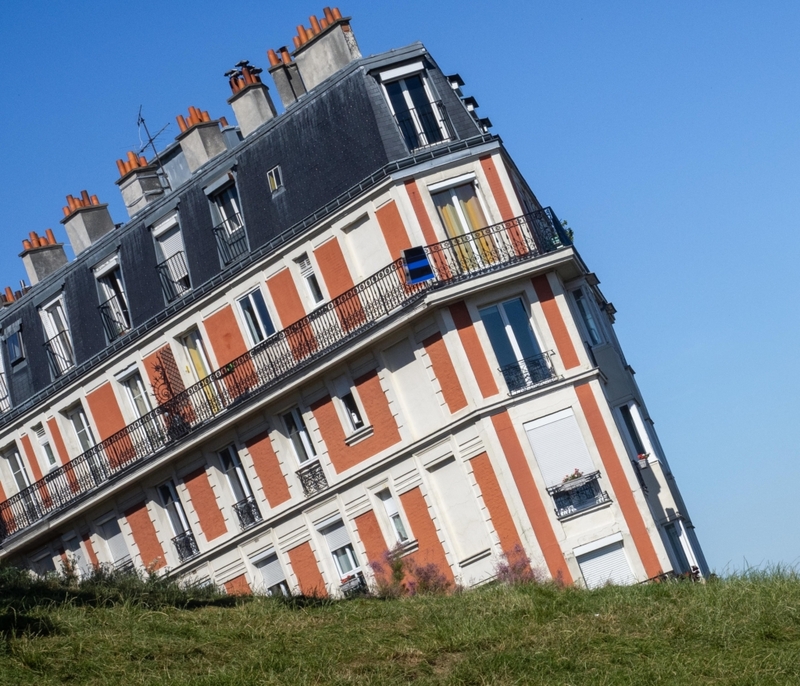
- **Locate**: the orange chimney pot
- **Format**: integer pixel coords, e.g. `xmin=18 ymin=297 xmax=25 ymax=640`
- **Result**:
xmin=332 ymin=7 xmax=342 ymax=20
xmin=4 ymin=287 xmax=14 ymax=302
xmin=116 ymin=159 xmax=127 ymax=176
xmin=220 ymin=116 xmax=229 ymax=127
xmin=46 ymin=228 xmax=57 ymax=244
xmin=310 ymin=15 xmax=321 ymax=33
xmin=91 ymin=195 xmax=99 ymax=205
xmin=323 ymin=6 xmax=334 ymax=22
xmin=22 ymin=239 xmax=32 ymax=250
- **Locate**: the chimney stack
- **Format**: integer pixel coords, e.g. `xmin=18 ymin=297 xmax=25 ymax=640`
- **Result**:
xmin=175 ymin=106 xmax=228 ymax=173
xmin=60 ymin=191 xmax=115 ymax=255
xmin=291 ymin=7 xmax=361 ymax=91
xmin=226 ymin=61 xmax=277 ymax=137
xmin=19 ymin=229 xmax=68 ymax=285
xmin=267 ymin=46 xmax=307 ymax=109
xmin=115 ymin=151 xmax=165 ymax=218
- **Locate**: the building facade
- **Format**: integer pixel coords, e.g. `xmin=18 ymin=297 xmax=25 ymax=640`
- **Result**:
xmin=0 ymin=9 xmax=706 ymax=595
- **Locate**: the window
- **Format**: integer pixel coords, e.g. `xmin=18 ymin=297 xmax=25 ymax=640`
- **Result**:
xmin=6 ymin=327 xmax=24 ymax=365
xmin=40 ymin=296 xmax=74 ymax=377
xmin=282 ymin=407 xmax=316 ymax=464
xmin=619 ymin=403 xmax=649 ymax=459
xmin=295 ymin=254 xmax=324 ymax=304
xmin=180 ymin=330 xmax=212 ymax=383
xmin=320 ymin=520 xmax=359 ymax=579
xmin=97 ymin=516 xmax=132 ymax=569
xmin=382 ymin=67 xmax=449 ymax=150
xmin=664 ymin=521 xmax=691 ymax=575
xmin=219 ymin=445 xmax=261 ymax=529
xmin=267 ymin=166 xmax=283 ymax=193
xmin=377 ymin=489 xmax=408 ymax=543
xmin=158 ymin=480 xmax=191 ymax=536
xmin=153 ymin=215 xmax=190 ymax=301
xmin=96 ymin=258 xmax=131 ymax=342
xmin=33 ymin=424 xmax=57 ymax=470
xmin=210 ymin=182 xmax=247 ymax=265
xmin=3 ymin=446 xmax=31 ymax=494
xmin=63 ymin=535 xmax=92 ymax=577
xmin=120 ymin=372 xmax=152 ymax=419
xmin=238 ymin=289 xmax=276 ymax=345
xmin=572 ymin=287 xmax=602 ymax=346
xmin=254 ymin=553 xmax=289 ymax=596
xmin=479 ymin=298 xmax=550 ymax=392
xmin=0 ymin=345 xmax=10 ymax=412
xmin=67 ymin=405 xmax=96 ymax=453
xmin=340 ymin=392 xmax=364 ymax=432
xmin=575 ymin=538 xmax=636 ymax=589
xmin=431 ymin=180 xmax=490 ymax=239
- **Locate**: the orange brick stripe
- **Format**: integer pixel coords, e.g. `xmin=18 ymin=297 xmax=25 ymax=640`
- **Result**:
xmin=479 ymin=156 xmax=527 ymax=256
xmin=124 ymin=502 xmax=166 ymax=570
xmin=245 ymin=431 xmax=291 ymax=508
xmin=449 ymin=301 xmax=499 ymax=398
xmin=266 ymin=269 xmax=318 ymax=361
xmin=20 ymin=434 xmax=52 ymax=509
xmin=398 ymin=487 xmax=454 ymax=582
xmin=82 ymin=533 xmax=100 ymax=569
xmin=354 ymin=509 xmax=389 ymax=567
xmin=470 ymin=452 xmax=523 ymax=555
xmin=403 ymin=179 xmax=439 ymax=245
xmin=575 ymin=383 xmax=662 ymax=578
xmin=490 ymin=411 xmax=572 ymax=584
xmin=422 ymin=332 xmax=468 ymax=413
xmin=375 ymin=200 xmax=413 ymax=260
xmin=86 ymin=382 xmax=136 ymax=469
xmin=288 ymin=541 xmax=327 ymax=597
xmin=224 ymin=574 xmax=252 ymax=595
xmin=46 ymin=418 xmax=80 ymax=493
xmin=183 ymin=466 xmax=228 ymax=542
xmin=531 ymin=274 xmax=581 ymax=370
xmin=204 ymin=305 xmax=258 ymax=397
xmin=314 ymin=237 xmax=366 ymax=332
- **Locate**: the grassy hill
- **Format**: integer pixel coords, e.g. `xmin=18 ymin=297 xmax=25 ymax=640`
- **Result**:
xmin=2 ymin=566 xmax=800 ymax=685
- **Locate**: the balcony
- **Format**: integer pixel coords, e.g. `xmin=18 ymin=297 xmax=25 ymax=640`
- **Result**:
xmin=296 ymin=460 xmax=328 ymax=497
xmin=213 ymin=214 xmax=248 ymax=265
xmin=99 ymin=293 xmax=131 ymax=342
xmin=546 ymin=471 xmax=611 ymax=519
xmin=44 ymin=330 xmax=75 ymax=378
xmin=499 ymin=352 xmax=557 ymax=395
xmin=156 ymin=252 xmax=191 ymax=302
xmin=0 ymin=373 xmax=9 ymax=412
xmin=340 ymin=571 xmax=368 ymax=597
xmin=232 ymin=495 xmax=262 ymax=530
xmin=393 ymin=101 xmax=453 ymax=152
xmin=0 ymin=208 xmax=570 ymax=545
xmin=172 ymin=530 xmax=200 ymax=562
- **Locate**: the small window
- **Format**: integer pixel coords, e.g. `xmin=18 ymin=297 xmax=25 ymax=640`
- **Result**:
xmin=6 ymin=330 xmax=24 ymax=365
xmin=34 ymin=424 xmax=58 ymax=470
xmin=153 ymin=216 xmax=191 ymax=301
xmin=120 ymin=372 xmax=152 ymax=419
xmin=619 ymin=403 xmax=649 ymax=460
xmin=377 ymin=489 xmax=409 ymax=543
xmin=219 ymin=445 xmax=261 ymax=532
xmin=295 ymin=253 xmax=324 ymax=304
xmin=96 ymin=262 xmax=131 ymax=342
xmin=211 ymin=183 xmax=248 ymax=265
xmin=0 ymin=348 xmax=10 ymax=412
xmin=238 ymin=289 xmax=276 ymax=345
xmin=282 ymin=407 xmax=316 ymax=464
xmin=158 ymin=480 xmax=191 ymax=536
xmin=254 ymin=553 xmax=290 ymax=596
xmin=573 ymin=287 xmax=602 ymax=346
xmin=67 ymin=405 xmax=96 ymax=453
xmin=3 ymin=445 xmax=31 ymax=494
xmin=40 ymin=297 xmax=74 ymax=377
xmin=267 ymin=166 xmax=282 ymax=193
xmin=340 ymin=392 xmax=364 ymax=432
xmin=320 ymin=520 xmax=360 ymax=579
xmin=382 ymin=71 xmax=450 ymax=151
xmin=97 ymin=516 xmax=132 ymax=569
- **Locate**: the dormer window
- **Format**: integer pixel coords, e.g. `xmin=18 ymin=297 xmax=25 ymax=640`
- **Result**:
xmin=208 ymin=177 xmax=248 ymax=265
xmin=153 ymin=214 xmax=191 ymax=302
xmin=40 ymin=295 xmax=74 ymax=378
xmin=380 ymin=62 xmax=451 ymax=151
xmin=94 ymin=255 xmax=131 ymax=343
xmin=267 ymin=166 xmax=283 ymax=193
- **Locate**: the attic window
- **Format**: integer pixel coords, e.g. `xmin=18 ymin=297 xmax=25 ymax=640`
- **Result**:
xmin=267 ymin=166 xmax=283 ymax=193
xmin=4 ymin=321 xmax=24 ymax=365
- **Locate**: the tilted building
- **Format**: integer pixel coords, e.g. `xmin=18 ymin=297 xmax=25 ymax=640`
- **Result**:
xmin=0 ymin=8 xmax=707 ymax=594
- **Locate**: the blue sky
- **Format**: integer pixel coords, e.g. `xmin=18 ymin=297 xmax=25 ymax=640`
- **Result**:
xmin=1 ymin=1 xmax=798 ymax=571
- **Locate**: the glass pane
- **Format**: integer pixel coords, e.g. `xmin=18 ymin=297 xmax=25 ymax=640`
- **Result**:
xmin=502 ymin=299 xmax=541 ymax=360
xmin=404 ymin=75 xmax=442 ymax=144
xmin=252 ymin=290 xmax=275 ymax=337
xmin=432 ymin=189 xmax=466 ymax=237
xmin=333 ymin=546 xmax=356 ymax=575
xmin=479 ymin=305 xmax=517 ymax=369
xmin=391 ymin=514 xmax=409 ymax=542
xmin=453 ymin=184 xmax=488 ymax=233
xmin=239 ymin=297 xmax=263 ymax=344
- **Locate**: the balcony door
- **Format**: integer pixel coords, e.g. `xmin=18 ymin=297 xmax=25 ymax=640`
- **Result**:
xmin=384 ymin=73 xmax=445 ymax=150
xmin=40 ymin=297 xmax=74 ymax=376
xmin=431 ymin=181 xmax=495 ymax=270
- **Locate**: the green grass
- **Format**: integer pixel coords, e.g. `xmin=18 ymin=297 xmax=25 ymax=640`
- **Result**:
xmin=2 ymin=566 xmax=800 ymax=685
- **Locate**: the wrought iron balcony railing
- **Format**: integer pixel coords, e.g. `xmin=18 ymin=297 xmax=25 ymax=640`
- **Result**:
xmin=232 ymin=495 xmax=262 ymax=530
xmin=546 ymin=471 xmax=611 ymax=519
xmin=296 ymin=460 xmax=329 ymax=497
xmin=44 ymin=330 xmax=75 ymax=378
xmin=0 ymin=207 xmax=570 ymax=544
xmin=0 ymin=373 xmax=9 ymax=413
xmin=499 ymin=352 xmax=557 ymax=395
xmin=172 ymin=530 xmax=200 ymax=562
xmin=213 ymin=214 xmax=248 ymax=265
xmin=394 ymin=101 xmax=452 ymax=151
xmin=99 ymin=293 xmax=131 ymax=342
xmin=156 ymin=252 xmax=191 ymax=302
xmin=340 ymin=571 xmax=368 ymax=597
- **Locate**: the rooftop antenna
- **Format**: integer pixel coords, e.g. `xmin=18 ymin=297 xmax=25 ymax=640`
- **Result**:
xmin=136 ymin=106 xmax=172 ymax=191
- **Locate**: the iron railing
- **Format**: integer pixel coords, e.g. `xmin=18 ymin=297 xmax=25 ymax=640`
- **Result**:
xmin=547 ymin=471 xmax=611 ymax=519
xmin=98 ymin=293 xmax=131 ymax=342
xmin=0 ymin=208 xmax=570 ymax=544
xmin=44 ymin=331 xmax=75 ymax=378
xmin=172 ymin=530 xmax=200 ymax=562
xmin=297 ymin=460 xmax=328 ymax=497
xmin=213 ymin=214 xmax=248 ymax=265
xmin=340 ymin=571 xmax=368 ymax=597
xmin=394 ymin=101 xmax=452 ymax=151
xmin=232 ymin=495 xmax=262 ymax=530
xmin=0 ymin=373 xmax=9 ymax=413
xmin=156 ymin=252 xmax=191 ymax=302
xmin=499 ymin=352 xmax=557 ymax=395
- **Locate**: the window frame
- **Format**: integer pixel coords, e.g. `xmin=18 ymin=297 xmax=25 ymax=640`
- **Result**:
xmin=94 ymin=255 xmax=131 ymax=342
xmin=157 ymin=479 xmax=192 ymax=537
xmin=571 ymin=286 xmax=603 ymax=347
xmin=237 ymin=288 xmax=276 ymax=346
xmin=218 ymin=444 xmax=253 ymax=504
xmin=39 ymin=293 xmax=75 ymax=377
xmin=282 ymin=406 xmax=317 ymax=465
xmin=152 ymin=213 xmax=191 ymax=301
xmin=376 ymin=488 xmax=410 ymax=544
xmin=267 ymin=166 xmax=283 ymax=193
xmin=66 ymin=403 xmax=96 ymax=454
xmin=3 ymin=444 xmax=31 ymax=494
xmin=5 ymin=330 xmax=24 ymax=366
xmin=119 ymin=370 xmax=153 ymax=420
xmin=33 ymin=423 xmax=58 ymax=471
xmin=294 ymin=253 xmax=325 ymax=306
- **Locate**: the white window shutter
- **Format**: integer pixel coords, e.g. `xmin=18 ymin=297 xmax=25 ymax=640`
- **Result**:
xmin=524 ymin=409 xmax=596 ymax=487
xmin=256 ymin=554 xmax=285 ymax=588
xmin=576 ymin=542 xmax=636 ymax=589
xmin=321 ymin=521 xmax=351 ymax=551
xmin=157 ymin=227 xmax=186 ymax=262
xmin=100 ymin=519 xmax=128 ymax=563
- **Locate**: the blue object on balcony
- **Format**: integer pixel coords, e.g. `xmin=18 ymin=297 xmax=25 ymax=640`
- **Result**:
xmin=402 ymin=246 xmax=434 ymax=284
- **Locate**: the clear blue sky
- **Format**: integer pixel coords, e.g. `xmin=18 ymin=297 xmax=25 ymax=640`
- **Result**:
xmin=1 ymin=1 xmax=798 ymax=572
